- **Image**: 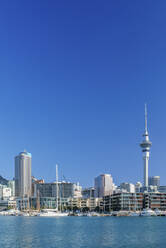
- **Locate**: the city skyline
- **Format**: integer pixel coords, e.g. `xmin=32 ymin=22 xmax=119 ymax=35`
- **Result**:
xmin=0 ymin=1 xmax=166 ymax=187
xmin=0 ymin=2 xmax=166 ymax=248
xmin=0 ymin=103 xmax=163 ymax=188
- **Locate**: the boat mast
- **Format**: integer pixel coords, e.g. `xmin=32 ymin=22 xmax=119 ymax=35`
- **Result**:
xmin=36 ymin=190 xmax=40 ymax=211
xmin=56 ymin=164 xmax=58 ymax=211
xmin=27 ymin=188 xmax=31 ymax=211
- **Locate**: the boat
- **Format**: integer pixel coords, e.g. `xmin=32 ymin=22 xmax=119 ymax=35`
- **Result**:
xmin=116 ymin=211 xmax=129 ymax=216
xmin=85 ymin=212 xmax=100 ymax=217
xmin=140 ymin=208 xmax=156 ymax=216
xmin=91 ymin=212 xmax=101 ymax=217
xmin=76 ymin=213 xmax=84 ymax=216
xmin=38 ymin=165 xmax=68 ymax=217
xmin=21 ymin=212 xmax=30 ymax=217
xmin=154 ymin=208 xmax=162 ymax=216
xmin=38 ymin=209 xmax=68 ymax=217
xmin=128 ymin=211 xmax=140 ymax=217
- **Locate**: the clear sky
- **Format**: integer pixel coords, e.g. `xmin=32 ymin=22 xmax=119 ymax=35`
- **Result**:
xmin=0 ymin=0 xmax=166 ymax=187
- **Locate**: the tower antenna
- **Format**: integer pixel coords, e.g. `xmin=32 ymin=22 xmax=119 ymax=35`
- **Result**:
xmin=145 ymin=103 xmax=148 ymax=134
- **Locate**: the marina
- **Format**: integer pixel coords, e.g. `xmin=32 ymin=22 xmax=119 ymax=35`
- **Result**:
xmin=0 ymin=208 xmax=166 ymax=217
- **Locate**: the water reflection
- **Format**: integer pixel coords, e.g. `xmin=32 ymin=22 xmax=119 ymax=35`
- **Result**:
xmin=0 ymin=216 xmax=166 ymax=248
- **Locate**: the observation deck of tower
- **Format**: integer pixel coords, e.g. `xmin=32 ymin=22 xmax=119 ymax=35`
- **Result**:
xmin=140 ymin=104 xmax=152 ymax=188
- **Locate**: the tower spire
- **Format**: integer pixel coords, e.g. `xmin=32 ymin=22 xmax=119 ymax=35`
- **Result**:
xmin=145 ymin=103 xmax=148 ymax=134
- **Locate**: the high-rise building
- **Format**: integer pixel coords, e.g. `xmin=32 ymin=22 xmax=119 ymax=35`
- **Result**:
xmin=15 ymin=151 xmax=32 ymax=198
xmin=140 ymin=105 xmax=152 ymax=188
xmin=94 ymin=174 xmax=113 ymax=197
xmin=149 ymin=176 xmax=160 ymax=187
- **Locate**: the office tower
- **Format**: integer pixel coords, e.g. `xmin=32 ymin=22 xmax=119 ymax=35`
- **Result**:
xmin=94 ymin=174 xmax=113 ymax=197
xmin=149 ymin=176 xmax=160 ymax=187
xmin=15 ymin=151 xmax=32 ymax=198
xmin=140 ymin=105 xmax=152 ymax=187
xmin=35 ymin=181 xmax=81 ymax=198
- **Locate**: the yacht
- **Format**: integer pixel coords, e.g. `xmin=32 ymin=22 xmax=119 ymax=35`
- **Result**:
xmin=38 ymin=165 xmax=68 ymax=217
xmin=7 ymin=209 xmax=22 ymax=216
xmin=128 ymin=211 xmax=140 ymax=217
xmin=77 ymin=213 xmax=84 ymax=217
xmin=140 ymin=208 xmax=156 ymax=216
xmin=154 ymin=209 xmax=162 ymax=216
xmin=91 ymin=212 xmax=101 ymax=217
xmin=85 ymin=212 xmax=100 ymax=217
xmin=38 ymin=209 xmax=68 ymax=217
xmin=21 ymin=212 xmax=30 ymax=217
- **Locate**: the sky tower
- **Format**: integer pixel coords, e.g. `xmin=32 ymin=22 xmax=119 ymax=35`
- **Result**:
xmin=140 ymin=104 xmax=152 ymax=188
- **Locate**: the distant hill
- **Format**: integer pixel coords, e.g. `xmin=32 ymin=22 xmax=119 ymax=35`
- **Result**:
xmin=0 ymin=175 xmax=8 ymax=185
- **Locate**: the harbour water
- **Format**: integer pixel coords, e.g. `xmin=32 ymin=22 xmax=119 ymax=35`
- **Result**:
xmin=0 ymin=216 xmax=166 ymax=248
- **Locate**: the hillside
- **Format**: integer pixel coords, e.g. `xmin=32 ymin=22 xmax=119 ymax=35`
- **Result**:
xmin=0 ymin=175 xmax=8 ymax=185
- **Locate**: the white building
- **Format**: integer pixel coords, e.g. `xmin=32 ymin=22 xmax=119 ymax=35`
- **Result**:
xmin=135 ymin=182 xmax=142 ymax=193
xmin=8 ymin=180 xmax=15 ymax=197
xmin=120 ymin=183 xmax=135 ymax=193
xmin=0 ymin=184 xmax=11 ymax=199
xmin=73 ymin=183 xmax=82 ymax=198
xmin=94 ymin=174 xmax=114 ymax=197
xmin=15 ymin=151 xmax=32 ymax=198
xmin=2 ymin=187 xmax=11 ymax=199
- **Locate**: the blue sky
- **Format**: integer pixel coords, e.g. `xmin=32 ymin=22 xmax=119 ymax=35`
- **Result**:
xmin=0 ymin=1 xmax=166 ymax=187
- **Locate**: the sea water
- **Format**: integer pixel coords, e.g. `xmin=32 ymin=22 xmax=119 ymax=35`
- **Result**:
xmin=0 ymin=216 xmax=165 ymax=248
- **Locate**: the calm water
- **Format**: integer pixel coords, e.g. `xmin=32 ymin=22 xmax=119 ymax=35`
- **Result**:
xmin=0 ymin=216 xmax=166 ymax=248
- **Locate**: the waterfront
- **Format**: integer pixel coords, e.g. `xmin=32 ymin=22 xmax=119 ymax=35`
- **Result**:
xmin=0 ymin=216 xmax=166 ymax=248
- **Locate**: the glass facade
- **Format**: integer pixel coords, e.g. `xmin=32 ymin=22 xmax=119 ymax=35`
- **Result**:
xmin=15 ymin=152 xmax=32 ymax=198
xmin=35 ymin=182 xmax=75 ymax=198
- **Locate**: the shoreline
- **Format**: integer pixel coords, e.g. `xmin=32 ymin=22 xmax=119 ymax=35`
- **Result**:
xmin=0 ymin=209 xmax=166 ymax=217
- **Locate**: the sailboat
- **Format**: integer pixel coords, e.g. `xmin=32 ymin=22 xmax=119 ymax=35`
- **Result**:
xmin=38 ymin=164 xmax=68 ymax=217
